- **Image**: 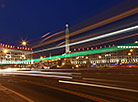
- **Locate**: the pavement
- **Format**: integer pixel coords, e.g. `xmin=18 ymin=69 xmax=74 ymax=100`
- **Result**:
xmin=0 ymin=67 xmax=138 ymax=102
xmin=0 ymin=83 xmax=28 ymax=102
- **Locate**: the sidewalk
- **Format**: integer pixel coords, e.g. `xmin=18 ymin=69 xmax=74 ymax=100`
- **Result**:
xmin=0 ymin=84 xmax=29 ymax=102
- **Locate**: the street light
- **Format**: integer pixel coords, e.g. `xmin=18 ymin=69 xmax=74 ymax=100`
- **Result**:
xmin=22 ymin=41 xmax=27 ymax=46
xmin=3 ymin=49 xmax=8 ymax=54
xmin=130 ymin=49 xmax=133 ymax=52
xmin=134 ymin=41 xmax=138 ymax=43
xmin=98 ymin=55 xmax=102 ymax=59
xmin=22 ymin=54 xmax=25 ymax=58
xmin=40 ymin=56 xmax=43 ymax=59
xmin=128 ymin=53 xmax=131 ymax=56
xmin=85 ymin=56 xmax=88 ymax=59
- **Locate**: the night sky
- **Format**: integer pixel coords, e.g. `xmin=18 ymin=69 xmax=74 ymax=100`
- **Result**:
xmin=0 ymin=0 xmax=126 ymax=46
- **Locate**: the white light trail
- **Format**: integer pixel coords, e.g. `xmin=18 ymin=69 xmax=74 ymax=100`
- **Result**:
xmin=0 ymin=70 xmax=81 ymax=79
xmin=1 ymin=72 xmax=72 ymax=79
xmin=34 ymin=25 xmax=138 ymax=53
xmin=59 ymin=80 xmax=138 ymax=93
xmin=11 ymin=71 xmax=81 ymax=75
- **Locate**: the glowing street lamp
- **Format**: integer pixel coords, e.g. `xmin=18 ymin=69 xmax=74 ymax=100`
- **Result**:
xmin=40 ymin=56 xmax=43 ymax=59
xmin=22 ymin=54 xmax=25 ymax=58
xmin=134 ymin=41 xmax=138 ymax=43
xmin=22 ymin=41 xmax=27 ymax=46
xmin=128 ymin=53 xmax=131 ymax=56
xmin=85 ymin=56 xmax=88 ymax=59
xmin=3 ymin=49 xmax=8 ymax=54
xmin=98 ymin=55 xmax=102 ymax=59
xmin=130 ymin=49 xmax=133 ymax=52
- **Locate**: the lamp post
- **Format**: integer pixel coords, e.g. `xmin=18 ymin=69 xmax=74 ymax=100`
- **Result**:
xmin=22 ymin=41 xmax=27 ymax=46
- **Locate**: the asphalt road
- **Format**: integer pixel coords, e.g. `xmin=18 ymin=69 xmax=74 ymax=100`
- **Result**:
xmin=0 ymin=76 xmax=92 ymax=102
xmin=0 ymin=68 xmax=138 ymax=102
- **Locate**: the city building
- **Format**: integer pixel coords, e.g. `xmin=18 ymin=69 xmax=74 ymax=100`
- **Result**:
xmin=71 ymin=46 xmax=138 ymax=68
xmin=0 ymin=43 xmax=33 ymax=68
xmin=35 ymin=43 xmax=138 ymax=69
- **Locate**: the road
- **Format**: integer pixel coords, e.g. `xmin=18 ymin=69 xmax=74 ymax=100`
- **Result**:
xmin=0 ymin=68 xmax=138 ymax=102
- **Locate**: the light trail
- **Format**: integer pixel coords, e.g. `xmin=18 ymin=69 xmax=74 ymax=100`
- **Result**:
xmin=33 ymin=7 xmax=138 ymax=48
xmin=41 ymin=32 xmax=51 ymax=38
xmin=3 ymin=72 xmax=72 ymax=79
xmin=29 ymin=32 xmax=51 ymax=46
xmin=57 ymin=21 xmax=138 ymax=46
xmin=56 ymin=41 xmax=65 ymax=46
xmin=56 ymin=35 xmax=95 ymax=46
xmin=77 ymin=33 xmax=138 ymax=49
xmin=37 ymin=31 xmax=64 ymax=44
xmin=11 ymin=71 xmax=81 ymax=75
xmin=57 ymin=33 xmax=138 ymax=48
xmin=68 ymin=25 xmax=138 ymax=46
xmin=34 ymin=25 xmax=138 ymax=53
xmin=59 ymin=80 xmax=138 ymax=93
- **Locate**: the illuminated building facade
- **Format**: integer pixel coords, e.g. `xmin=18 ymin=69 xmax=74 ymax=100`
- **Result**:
xmin=0 ymin=43 xmax=33 ymax=68
xmin=32 ymin=43 xmax=138 ymax=69
xmin=71 ymin=47 xmax=138 ymax=67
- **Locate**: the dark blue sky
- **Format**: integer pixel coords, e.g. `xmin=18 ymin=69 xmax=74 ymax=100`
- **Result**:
xmin=0 ymin=0 xmax=125 ymax=46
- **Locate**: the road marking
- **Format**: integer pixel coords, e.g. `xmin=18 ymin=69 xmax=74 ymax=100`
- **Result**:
xmin=15 ymin=78 xmax=110 ymax=102
xmin=1 ymin=85 xmax=34 ymax=102
xmin=59 ymin=80 xmax=138 ymax=93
